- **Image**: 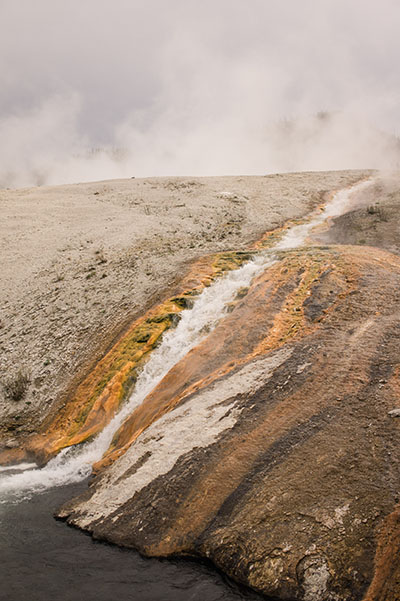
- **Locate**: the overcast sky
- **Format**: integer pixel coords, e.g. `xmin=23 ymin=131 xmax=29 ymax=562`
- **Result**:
xmin=1 ymin=0 xmax=400 ymax=185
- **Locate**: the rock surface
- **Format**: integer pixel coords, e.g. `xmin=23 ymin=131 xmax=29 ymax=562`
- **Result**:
xmin=59 ymin=242 xmax=400 ymax=600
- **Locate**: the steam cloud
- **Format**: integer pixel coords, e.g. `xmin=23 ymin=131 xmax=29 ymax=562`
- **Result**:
xmin=1 ymin=0 xmax=400 ymax=187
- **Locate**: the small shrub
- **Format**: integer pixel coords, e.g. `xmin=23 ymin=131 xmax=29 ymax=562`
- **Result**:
xmin=86 ymin=266 xmax=96 ymax=279
xmin=94 ymin=249 xmax=107 ymax=264
xmin=3 ymin=369 xmax=30 ymax=402
xmin=366 ymin=205 xmax=388 ymax=221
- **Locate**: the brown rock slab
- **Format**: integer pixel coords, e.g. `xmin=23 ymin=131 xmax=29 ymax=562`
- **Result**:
xmin=58 ymin=244 xmax=400 ymax=600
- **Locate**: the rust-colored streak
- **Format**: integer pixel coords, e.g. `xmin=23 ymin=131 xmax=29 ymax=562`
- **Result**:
xmin=358 ymin=364 xmax=400 ymax=600
xmin=251 ymin=195 xmax=330 ymax=250
xmin=143 ymin=246 xmax=400 ymax=558
xmin=96 ymin=248 xmax=356 ymax=471
xmin=362 ymin=506 xmax=400 ymax=601
xmin=147 ymin=317 xmax=377 ymax=556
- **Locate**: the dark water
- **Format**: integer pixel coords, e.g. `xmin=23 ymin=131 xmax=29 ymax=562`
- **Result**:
xmin=0 ymin=482 xmax=263 ymax=601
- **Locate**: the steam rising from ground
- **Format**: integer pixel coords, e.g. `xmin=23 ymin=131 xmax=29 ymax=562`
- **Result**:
xmin=1 ymin=0 xmax=400 ymax=187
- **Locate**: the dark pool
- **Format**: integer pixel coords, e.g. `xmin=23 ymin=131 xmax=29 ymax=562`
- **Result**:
xmin=0 ymin=482 xmax=263 ymax=601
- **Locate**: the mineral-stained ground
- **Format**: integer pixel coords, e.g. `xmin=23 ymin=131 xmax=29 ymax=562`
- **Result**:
xmin=3 ymin=170 xmax=400 ymax=600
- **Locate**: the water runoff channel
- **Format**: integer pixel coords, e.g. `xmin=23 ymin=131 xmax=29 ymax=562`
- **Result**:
xmin=0 ymin=178 xmax=373 ymax=601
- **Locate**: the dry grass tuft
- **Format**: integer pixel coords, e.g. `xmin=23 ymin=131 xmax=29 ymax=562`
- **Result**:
xmin=3 ymin=369 xmax=30 ymax=402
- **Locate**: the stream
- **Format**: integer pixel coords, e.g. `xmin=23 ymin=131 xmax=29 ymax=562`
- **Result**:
xmin=0 ymin=178 xmax=373 ymax=600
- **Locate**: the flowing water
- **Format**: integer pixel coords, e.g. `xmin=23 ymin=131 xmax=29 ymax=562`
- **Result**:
xmin=0 ymin=256 xmax=274 ymax=502
xmin=0 ymin=178 xmax=373 ymax=600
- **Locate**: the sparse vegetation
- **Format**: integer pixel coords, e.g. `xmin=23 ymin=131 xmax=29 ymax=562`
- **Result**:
xmin=3 ymin=369 xmax=30 ymax=401
xmin=164 ymin=180 xmax=201 ymax=191
xmin=94 ymin=249 xmax=107 ymax=264
xmin=86 ymin=265 xmax=96 ymax=279
xmin=366 ymin=204 xmax=388 ymax=221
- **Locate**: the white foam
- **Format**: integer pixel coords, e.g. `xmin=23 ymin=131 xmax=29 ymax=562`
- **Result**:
xmin=0 ymin=462 xmax=37 ymax=473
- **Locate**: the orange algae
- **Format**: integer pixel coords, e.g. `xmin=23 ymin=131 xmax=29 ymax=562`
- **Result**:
xmin=95 ymin=248 xmax=358 ymax=472
xmin=0 ymin=249 xmax=256 ymax=466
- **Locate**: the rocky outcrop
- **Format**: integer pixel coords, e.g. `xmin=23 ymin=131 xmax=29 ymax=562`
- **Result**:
xmin=58 ymin=243 xmax=400 ymax=600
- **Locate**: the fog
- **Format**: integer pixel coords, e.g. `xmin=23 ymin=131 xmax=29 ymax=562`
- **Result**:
xmin=1 ymin=0 xmax=400 ymax=187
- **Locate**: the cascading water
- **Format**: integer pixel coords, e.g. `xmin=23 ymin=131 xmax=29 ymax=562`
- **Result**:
xmin=0 ymin=258 xmax=274 ymax=502
xmin=0 ymin=178 xmax=373 ymax=503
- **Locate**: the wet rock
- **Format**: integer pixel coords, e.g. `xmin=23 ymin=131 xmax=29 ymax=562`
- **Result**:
xmin=58 ymin=245 xmax=400 ymax=601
